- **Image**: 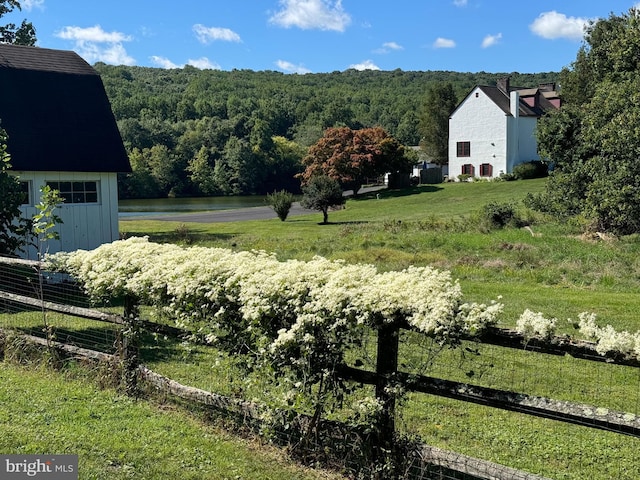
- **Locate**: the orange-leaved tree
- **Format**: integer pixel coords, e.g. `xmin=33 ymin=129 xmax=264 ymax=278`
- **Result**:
xmin=299 ymin=126 xmax=410 ymax=195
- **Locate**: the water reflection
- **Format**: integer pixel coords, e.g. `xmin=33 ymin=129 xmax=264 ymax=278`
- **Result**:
xmin=119 ymin=196 xmax=269 ymax=217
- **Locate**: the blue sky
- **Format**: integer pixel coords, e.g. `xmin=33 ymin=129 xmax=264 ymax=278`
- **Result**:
xmin=8 ymin=1 xmax=640 ymax=73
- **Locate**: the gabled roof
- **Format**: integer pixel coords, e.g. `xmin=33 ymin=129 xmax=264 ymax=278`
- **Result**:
xmin=0 ymin=44 xmax=131 ymax=173
xmin=451 ymin=83 xmax=559 ymax=120
xmin=477 ymin=85 xmax=540 ymax=117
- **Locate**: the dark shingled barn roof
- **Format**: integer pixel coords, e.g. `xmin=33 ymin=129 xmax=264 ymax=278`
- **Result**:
xmin=0 ymin=44 xmax=130 ymax=173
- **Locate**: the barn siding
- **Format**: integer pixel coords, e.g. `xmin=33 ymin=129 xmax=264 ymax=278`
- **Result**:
xmin=13 ymin=171 xmax=120 ymax=259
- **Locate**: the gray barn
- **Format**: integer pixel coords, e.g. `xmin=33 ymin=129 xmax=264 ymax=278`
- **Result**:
xmin=1 ymin=44 xmax=130 ymax=258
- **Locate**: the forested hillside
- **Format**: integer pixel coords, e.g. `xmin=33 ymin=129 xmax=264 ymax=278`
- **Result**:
xmin=94 ymin=65 xmax=558 ymax=198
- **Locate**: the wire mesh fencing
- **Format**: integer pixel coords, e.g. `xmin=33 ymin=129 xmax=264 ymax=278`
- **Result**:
xmin=3 ymin=254 xmax=640 ymax=479
xmin=0 ymin=256 xmax=121 ymax=354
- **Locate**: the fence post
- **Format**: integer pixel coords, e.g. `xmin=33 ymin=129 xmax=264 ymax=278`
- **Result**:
xmin=121 ymin=295 xmax=140 ymax=396
xmin=374 ymin=321 xmax=400 ymax=470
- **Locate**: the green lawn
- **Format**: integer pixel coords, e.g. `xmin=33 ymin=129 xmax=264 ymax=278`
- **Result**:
xmin=120 ymin=178 xmax=640 ymax=332
xmin=0 ymin=361 xmax=343 ymax=480
xmin=5 ymin=178 xmax=638 ymax=479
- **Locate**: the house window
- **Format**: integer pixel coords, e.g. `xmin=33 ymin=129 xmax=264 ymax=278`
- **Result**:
xmin=19 ymin=181 xmax=31 ymax=205
xmin=456 ymin=141 xmax=471 ymax=157
xmin=461 ymin=164 xmax=474 ymax=176
xmin=480 ymin=163 xmax=493 ymax=177
xmin=46 ymin=181 xmax=99 ymax=204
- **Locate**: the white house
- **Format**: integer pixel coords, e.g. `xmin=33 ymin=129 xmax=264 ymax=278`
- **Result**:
xmin=1 ymin=44 xmax=131 ymax=259
xmin=448 ymin=77 xmax=559 ymax=180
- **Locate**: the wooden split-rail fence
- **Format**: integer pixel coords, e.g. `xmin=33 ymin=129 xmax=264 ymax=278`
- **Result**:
xmin=1 ymin=255 xmax=638 ymax=479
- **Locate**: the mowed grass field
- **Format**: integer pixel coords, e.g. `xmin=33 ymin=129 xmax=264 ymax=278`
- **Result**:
xmin=0 ymin=361 xmax=344 ymax=480
xmin=4 ymin=178 xmax=640 ymax=479
xmin=120 ymin=178 xmax=640 ymax=479
xmin=121 ymin=178 xmax=640 ymax=333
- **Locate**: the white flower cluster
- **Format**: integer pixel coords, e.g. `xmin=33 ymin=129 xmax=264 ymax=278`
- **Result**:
xmin=516 ymin=309 xmax=557 ymax=340
xmin=513 ymin=309 xmax=640 ymax=360
xmin=352 ymin=396 xmax=384 ymax=418
xmin=578 ymin=312 xmax=640 ymax=359
xmin=47 ymin=237 xmax=503 ymax=354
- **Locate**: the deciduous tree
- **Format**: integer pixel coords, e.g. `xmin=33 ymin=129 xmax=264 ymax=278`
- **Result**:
xmin=418 ymin=82 xmax=457 ymax=165
xmin=530 ymin=8 xmax=640 ymax=234
xmin=0 ymin=1 xmax=36 ymax=46
xmin=300 ymin=175 xmax=345 ymax=224
xmin=300 ymin=127 xmax=410 ymax=195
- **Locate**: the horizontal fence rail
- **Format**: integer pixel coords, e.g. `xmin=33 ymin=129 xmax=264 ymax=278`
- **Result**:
xmin=475 ymin=326 xmax=640 ymax=368
xmin=1 ymin=254 xmax=638 ymax=480
xmin=0 ymin=290 xmax=124 ymax=324
xmin=139 ymin=364 xmax=554 ymax=480
xmin=338 ymin=365 xmax=640 ymax=437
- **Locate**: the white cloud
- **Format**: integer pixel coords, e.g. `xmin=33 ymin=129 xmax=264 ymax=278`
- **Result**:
xmin=193 ymin=24 xmax=241 ymax=44
xmin=382 ymin=41 xmax=402 ymax=51
xmin=187 ymin=57 xmax=220 ymax=70
xmin=150 ymin=56 xmax=179 ymax=69
xmin=56 ymin=25 xmax=131 ymax=43
xmin=275 ymin=60 xmax=312 ymax=74
xmin=21 ymin=0 xmax=45 ymax=11
xmin=433 ymin=37 xmax=456 ymax=49
xmin=150 ymin=56 xmax=220 ymax=70
xmin=82 ymin=43 xmax=135 ymax=66
xmin=269 ymin=0 xmax=351 ymax=32
xmin=374 ymin=41 xmax=403 ymax=54
xmin=481 ymin=33 xmax=502 ymax=48
xmin=349 ymin=60 xmax=380 ymax=71
xmin=529 ymin=11 xmax=590 ymax=41
xmin=55 ymin=25 xmax=135 ymax=65
xmin=453 ymin=0 xmax=468 ymax=6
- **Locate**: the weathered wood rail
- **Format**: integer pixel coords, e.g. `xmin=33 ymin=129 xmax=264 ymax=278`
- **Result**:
xmin=139 ymin=364 xmax=553 ymax=480
xmin=3 ymin=285 xmax=638 ymax=438
xmin=1 ymin=254 xmax=637 ymax=479
xmin=339 ymin=365 xmax=640 ymax=437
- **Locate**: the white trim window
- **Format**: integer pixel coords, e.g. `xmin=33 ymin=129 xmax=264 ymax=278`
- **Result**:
xmin=46 ymin=181 xmax=99 ymax=204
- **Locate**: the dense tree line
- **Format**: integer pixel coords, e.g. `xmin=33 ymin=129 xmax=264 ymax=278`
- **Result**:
xmin=94 ymin=64 xmax=558 ymax=198
xmin=530 ymin=8 xmax=640 ymax=235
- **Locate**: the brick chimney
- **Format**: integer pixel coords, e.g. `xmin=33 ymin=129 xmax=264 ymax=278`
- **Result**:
xmin=497 ymin=77 xmax=510 ymax=93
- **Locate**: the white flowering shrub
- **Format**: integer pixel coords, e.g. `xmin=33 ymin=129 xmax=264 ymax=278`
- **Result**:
xmin=516 ymin=309 xmax=557 ymax=340
xmin=48 ymin=237 xmax=502 ymax=343
xmin=47 ymin=237 xmax=504 ymax=426
xmin=511 ymin=309 xmax=640 ymax=361
xmin=578 ymin=312 xmax=640 ymax=359
xmin=350 ymin=395 xmax=385 ymax=424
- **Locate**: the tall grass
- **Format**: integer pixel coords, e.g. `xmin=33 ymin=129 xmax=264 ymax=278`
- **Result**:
xmin=121 ymin=178 xmax=640 ymax=331
xmin=119 ymin=179 xmax=640 ymax=479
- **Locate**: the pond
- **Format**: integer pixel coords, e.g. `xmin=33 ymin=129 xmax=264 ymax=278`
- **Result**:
xmin=118 ymin=196 xmax=270 ymax=218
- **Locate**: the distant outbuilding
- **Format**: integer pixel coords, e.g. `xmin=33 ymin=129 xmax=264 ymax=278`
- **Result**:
xmin=0 ymin=44 xmax=130 ymax=258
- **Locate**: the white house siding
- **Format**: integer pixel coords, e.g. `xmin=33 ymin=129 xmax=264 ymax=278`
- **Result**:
xmin=505 ymin=116 xmax=540 ymax=174
xmin=514 ymin=117 xmax=539 ymax=171
xmin=449 ymin=87 xmax=508 ymax=180
xmin=13 ymin=171 xmax=120 ymax=259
